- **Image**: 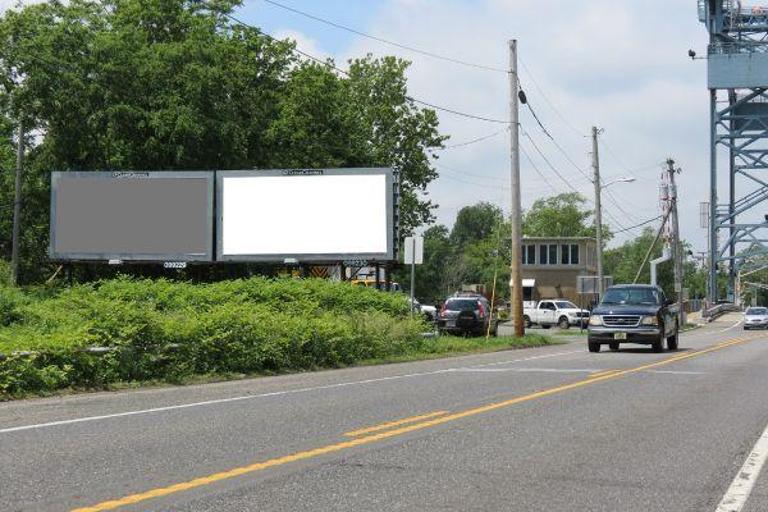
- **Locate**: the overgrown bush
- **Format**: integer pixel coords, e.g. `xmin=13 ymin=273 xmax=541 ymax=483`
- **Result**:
xmin=0 ymin=277 xmax=427 ymax=396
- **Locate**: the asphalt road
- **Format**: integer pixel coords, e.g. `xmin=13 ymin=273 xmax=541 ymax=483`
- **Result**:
xmin=1 ymin=313 xmax=767 ymax=512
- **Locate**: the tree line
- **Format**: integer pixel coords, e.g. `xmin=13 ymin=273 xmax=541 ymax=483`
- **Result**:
xmin=0 ymin=0 xmax=445 ymax=283
xmin=397 ymin=193 xmax=711 ymax=305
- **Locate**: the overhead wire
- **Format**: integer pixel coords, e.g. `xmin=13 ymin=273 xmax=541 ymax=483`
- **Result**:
xmin=240 ymin=1 xmax=647 ymax=232
xmin=220 ymin=11 xmax=510 ymax=124
xmin=440 ymin=130 xmax=502 ymax=149
xmin=520 ymin=145 xmax=559 ymax=195
xmin=518 ymin=57 xmax=585 ymax=138
xmin=222 ymin=3 xmax=649 ymax=235
xmin=258 ymin=0 xmax=510 ymax=74
xmin=612 ymin=215 xmax=664 ymax=235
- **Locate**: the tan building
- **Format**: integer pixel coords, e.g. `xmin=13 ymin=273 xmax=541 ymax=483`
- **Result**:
xmin=516 ymin=237 xmax=599 ymax=305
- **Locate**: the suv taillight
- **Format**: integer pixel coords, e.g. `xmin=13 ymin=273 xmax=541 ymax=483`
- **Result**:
xmin=477 ymin=301 xmax=486 ymax=318
xmin=440 ymin=303 xmax=447 ymax=318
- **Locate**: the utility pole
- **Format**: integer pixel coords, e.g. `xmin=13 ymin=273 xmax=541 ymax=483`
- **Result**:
xmin=509 ymin=39 xmax=524 ymax=337
xmin=591 ymin=126 xmax=603 ymax=300
xmin=10 ymin=120 xmax=23 ymax=287
xmin=667 ymin=158 xmax=685 ymax=327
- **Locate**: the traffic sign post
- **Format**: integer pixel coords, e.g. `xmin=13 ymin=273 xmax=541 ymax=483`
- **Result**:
xmin=404 ymin=236 xmax=424 ymax=316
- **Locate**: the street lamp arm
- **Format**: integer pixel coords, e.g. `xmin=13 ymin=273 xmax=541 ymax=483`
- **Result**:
xmin=601 ymin=176 xmax=636 ymax=190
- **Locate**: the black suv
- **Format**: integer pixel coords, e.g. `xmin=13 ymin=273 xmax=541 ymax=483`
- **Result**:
xmin=587 ymin=284 xmax=679 ymax=353
xmin=438 ymin=294 xmax=498 ymax=337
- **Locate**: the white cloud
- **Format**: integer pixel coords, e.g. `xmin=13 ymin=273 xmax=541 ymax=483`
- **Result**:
xmin=274 ymin=0 xmax=723 ymax=251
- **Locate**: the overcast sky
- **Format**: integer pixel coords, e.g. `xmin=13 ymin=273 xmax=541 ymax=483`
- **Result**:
xmin=244 ymin=0 xmax=717 ymax=251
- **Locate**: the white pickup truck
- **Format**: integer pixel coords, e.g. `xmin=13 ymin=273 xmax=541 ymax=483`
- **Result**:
xmin=523 ymin=299 xmax=590 ymax=329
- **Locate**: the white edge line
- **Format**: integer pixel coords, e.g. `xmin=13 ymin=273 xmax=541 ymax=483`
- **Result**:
xmin=716 ymin=421 xmax=768 ymax=512
xmin=720 ymin=318 xmax=744 ymax=332
xmin=0 ymin=350 xmax=582 ymax=435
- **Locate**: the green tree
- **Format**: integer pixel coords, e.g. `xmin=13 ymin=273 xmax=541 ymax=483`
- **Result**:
xmin=603 ymin=228 xmax=675 ymax=295
xmin=449 ymin=202 xmax=503 ymax=249
xmin=0 ymin=0 xmax=445 ymax=282
xmin=523 ymin=192 xmax=611 ymax=241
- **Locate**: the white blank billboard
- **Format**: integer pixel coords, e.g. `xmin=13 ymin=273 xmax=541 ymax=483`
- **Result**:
xmin=218 ymin=169 xmax=393 ymax=261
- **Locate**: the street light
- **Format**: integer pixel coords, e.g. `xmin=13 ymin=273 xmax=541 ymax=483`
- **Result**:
xmin=594 ymin=175 xmax=636 ymax=300
xmin=602 ymin=176 xmax=636 ymax=189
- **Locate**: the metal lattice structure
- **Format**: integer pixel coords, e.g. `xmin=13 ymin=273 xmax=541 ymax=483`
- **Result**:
xmin=700 ymin=0 xmax=768 ymax=301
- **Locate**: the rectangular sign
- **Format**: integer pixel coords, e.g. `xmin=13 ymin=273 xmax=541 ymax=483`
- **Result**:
xmin=49 ymin=171 xmax=214 ymax=261
xmin=217 ymin=168 xmax=394 ymax=262
xmin=403 ymin=236 xmax=424 ymax=265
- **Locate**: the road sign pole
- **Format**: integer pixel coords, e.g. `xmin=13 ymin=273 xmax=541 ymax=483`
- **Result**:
xmin=410 ymin=237 xmax=416 ymax=317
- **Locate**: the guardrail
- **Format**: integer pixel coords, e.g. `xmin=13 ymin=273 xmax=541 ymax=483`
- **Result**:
xmin=702 ymin=303 xmax=740 ymax=321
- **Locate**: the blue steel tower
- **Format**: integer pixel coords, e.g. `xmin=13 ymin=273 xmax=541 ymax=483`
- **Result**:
xmin=700 ymin=1 xmax=768 ymax=301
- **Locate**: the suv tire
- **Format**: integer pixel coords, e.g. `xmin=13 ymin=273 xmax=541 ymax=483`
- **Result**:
xmin=667 ymin=326 xmax=679 ymax=351
xmin=588 ymin=341 xmax=601 ymax=353
xmin=558 ymin=316 xmax=570 ymax=330
xmin=523 ymin=315 xmax=532 ymax=329
xmin=652 ymin=336 xmax=665 ymax=353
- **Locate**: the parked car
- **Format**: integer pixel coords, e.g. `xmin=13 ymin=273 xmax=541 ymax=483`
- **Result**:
xmin=587 ymin=284 xmax=679 ymax=353
xmin=438 ymin=294 xmax=498 ymax=337
xmin=408 ymin=297 xmax=437 ymax=322
xmin=523 ymin=299 xmax=590 ymax=329
xmin=744 ymin=307 xmax=768 ymax=330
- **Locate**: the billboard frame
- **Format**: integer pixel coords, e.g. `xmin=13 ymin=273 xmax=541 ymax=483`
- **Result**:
xmin=49 ymin=170 xmax=215 ymax=263
xmin=216 ymin=167 xmax=395 ymax=263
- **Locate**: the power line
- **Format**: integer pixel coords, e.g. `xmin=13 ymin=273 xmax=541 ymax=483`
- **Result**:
xmin=518 ymin=57 xmax=585 ymax=137
xmin=258 ymin=0 xmax=509 ymax=74
xmin=518 ymin=83 xmax=640 ymax=227
xmin=437 ymin=163 xmax=508 ymax=184
xmin=520 ymin=145 xmax=559 ymax=194
xmin=440 ymin=130 xmax=502 ymax=149
xmin=613 ymin=215 xmax=663 ymax=235
xmin=220 ymin=11 xmax=510 ymax=125
xmin=521 ymin=130 xmax=584 ymax=197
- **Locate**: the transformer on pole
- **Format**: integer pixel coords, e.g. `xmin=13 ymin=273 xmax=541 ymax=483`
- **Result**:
xmin=700 ymin=0 xmax=768 ymax=303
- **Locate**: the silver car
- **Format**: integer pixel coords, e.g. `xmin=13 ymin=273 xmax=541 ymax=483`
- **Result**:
xmin=744 ymin=307 xmax=768 ymax=330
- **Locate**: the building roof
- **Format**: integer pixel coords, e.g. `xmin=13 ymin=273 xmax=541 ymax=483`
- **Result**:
xmin=522 ymin=236 xmax=596 ymax=242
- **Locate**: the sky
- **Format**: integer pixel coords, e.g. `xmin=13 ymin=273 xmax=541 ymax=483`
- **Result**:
xmin=240 ymin=0 xmax=715 ymax=251
xmin=240 ymin=0 xmax=712 ymax=250
xmin=2 ymin=0 xmax=725 ymax=251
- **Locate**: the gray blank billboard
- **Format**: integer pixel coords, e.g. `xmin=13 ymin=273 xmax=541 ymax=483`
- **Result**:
xmin=50 ymin=171 xmax=214 ymax=261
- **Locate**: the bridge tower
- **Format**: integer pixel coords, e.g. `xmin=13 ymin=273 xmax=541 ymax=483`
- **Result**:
xmin=700 ymin=0 xmax=768 ymax=301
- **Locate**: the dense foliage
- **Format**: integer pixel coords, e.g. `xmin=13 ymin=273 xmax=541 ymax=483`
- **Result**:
xmin=0 ymin=0 xmax=445 ymax=283
xmin=0 ymin=276 xmax=430 ymax=395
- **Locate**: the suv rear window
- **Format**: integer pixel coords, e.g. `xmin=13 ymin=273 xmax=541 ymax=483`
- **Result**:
xmin=445 ymin=299 xmax=480 ymax=311
xmin=601 ymin=287 xmax=660 ymax=306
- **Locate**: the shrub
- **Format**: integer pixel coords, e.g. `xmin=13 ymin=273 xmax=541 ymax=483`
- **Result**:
xmin=0 ymin=276 xmax=429 ymax=397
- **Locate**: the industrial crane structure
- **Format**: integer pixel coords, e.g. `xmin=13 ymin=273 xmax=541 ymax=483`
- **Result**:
xmin=700 ymin=0 xmax=768 ymax=301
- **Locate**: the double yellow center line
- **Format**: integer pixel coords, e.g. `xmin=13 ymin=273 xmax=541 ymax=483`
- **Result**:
xmin=72 ymin=336 xmax=755 ymax=512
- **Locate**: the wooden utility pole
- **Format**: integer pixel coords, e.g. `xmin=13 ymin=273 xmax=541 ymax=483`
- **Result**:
xmin=509 ymin=39 xmax=524 ymax=337
xmin=10 ymin=120 xmax=23 ymax=286
xmin=667 ymin=158 xmax=685 ymax=326
xmin=591 ymin=126 xmax=604 ymax=300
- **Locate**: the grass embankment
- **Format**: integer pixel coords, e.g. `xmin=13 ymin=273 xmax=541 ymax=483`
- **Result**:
xmin=0 ymin=278 xmax=556 ymax=398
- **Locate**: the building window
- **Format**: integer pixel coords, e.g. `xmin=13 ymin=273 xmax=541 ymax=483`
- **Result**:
xmin=570 ymin=244 xmax=580 ymax=265
xmin=539 ymin=244 xmax=548 ymax=265
xmin=561 ymin=244 xmax=570 ymax=265
xmin=548 ymin=244 xmax=557 ymax=265
xmin=523 ymin=244 xmax=536 ymax=265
